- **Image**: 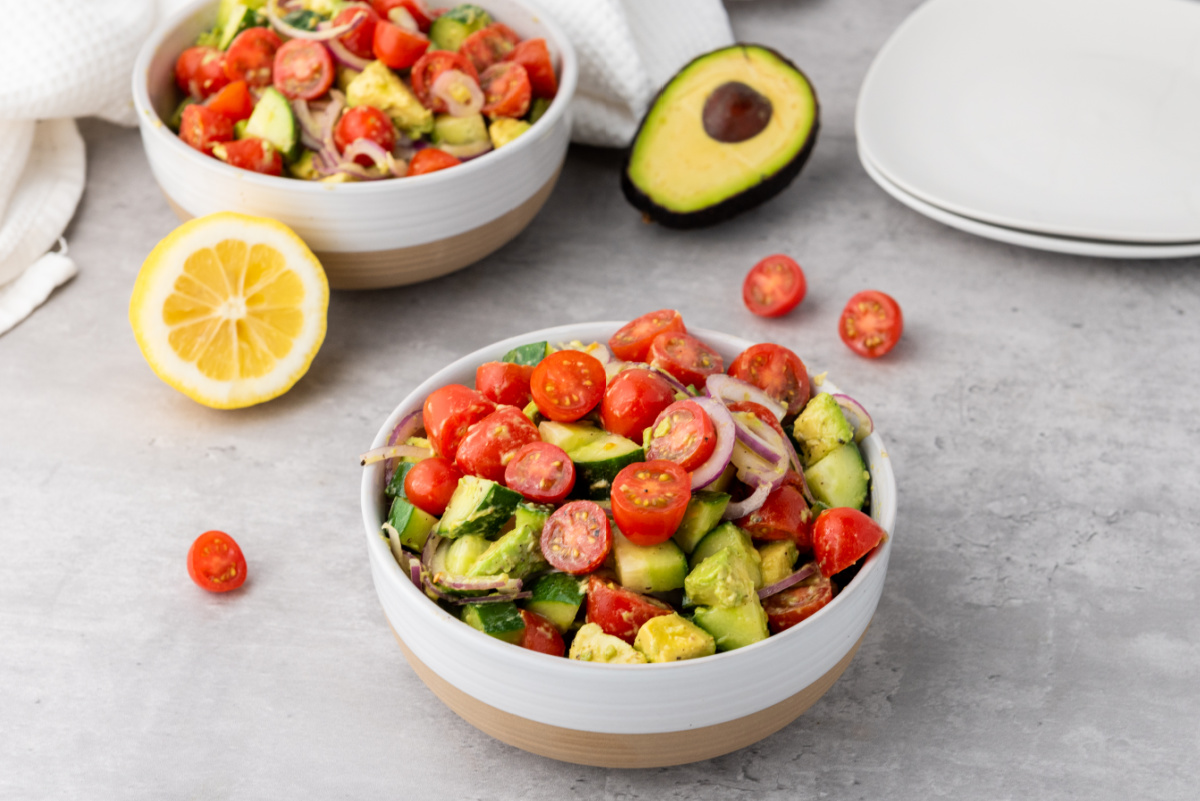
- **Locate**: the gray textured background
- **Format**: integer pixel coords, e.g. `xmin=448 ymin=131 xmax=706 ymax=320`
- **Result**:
xmin=4 ymin=0 xmax=1199 ymax=797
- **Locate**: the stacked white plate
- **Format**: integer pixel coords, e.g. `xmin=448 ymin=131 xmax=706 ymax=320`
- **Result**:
xmin=856 ymin=0 xmax=1200 ymax=258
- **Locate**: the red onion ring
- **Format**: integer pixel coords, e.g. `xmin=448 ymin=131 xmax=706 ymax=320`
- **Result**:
xmin=327 ymin=36 xmax=372 ymax=71
xmin=380 ymin=409 xmax=423 ymax=485
xmin=705 ymin=374 xmax=786 ymax=422
xmin=360 ymin=442 xmax=431 ymax=466
xmin=832 ymin=394 xmax=874 ymax=442
xmin=722 ymin=481 xmax=771 ymax=520
xmin=431 ymin=69 xmax=484 ymax=117
xmin=757 ymin=563 xmax=817 ymax=600
xmin=686 ymin=397 xmax=736 ymax=490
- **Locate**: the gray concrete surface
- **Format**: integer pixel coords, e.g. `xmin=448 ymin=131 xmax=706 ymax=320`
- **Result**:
xmin=4 ymin=0 xmax=1199 ymax=797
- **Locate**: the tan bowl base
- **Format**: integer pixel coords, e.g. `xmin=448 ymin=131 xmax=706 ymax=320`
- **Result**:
xmin=163 ymin=167 xmax=561 ymax=290
xmin=390 ymin=624 xmax=867 ymax=768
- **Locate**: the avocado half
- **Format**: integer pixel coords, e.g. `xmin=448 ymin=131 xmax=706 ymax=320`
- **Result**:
xmin=621 ymin=44 xmax=820 ymax=229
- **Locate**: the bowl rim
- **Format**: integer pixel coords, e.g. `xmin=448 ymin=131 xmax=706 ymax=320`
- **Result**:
xmin=132 ymin=0 xmax=579 ymax=193
xmin=361 ymin=321 xmax=897 ymax=672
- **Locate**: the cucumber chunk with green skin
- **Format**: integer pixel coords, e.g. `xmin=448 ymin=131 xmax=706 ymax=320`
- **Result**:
xmin=384 ymin=461 xmax=416 ymax=499
xmin=692 ymin=597 xmax=769 ymax=651
xmin=803 ymin=442 xmax=868 ymax=510
xmin=244 ymin=87 xmax=300 ymax=161
xmin=527 ymin=97 xmax=551 ymax=125
xmin=168 ymin=97 xmax=197 ymax=132
xmin=466 ymin=524 xmax=547 ymax=580
xmin=689 ymin=522 xmax=763 ymax=588
xmin=437 ymin=475 xmax=523 ymax=539
xmin=445 ymin=534 xmax=491 ymax=575
xmin=758 ymin=540 xmax=800 ymax=587
xmin=672 ymin=490 xmax=731 ymax=553
xmin=685 ymin=546 xmax=758 ymax=608
xmin=462 ymin=601 xmax=525 ymax=644
xmin=384 ymin=497 xmax=439 ymax=553
xmin=429 ymin=4 xmax=492 ymax=51
xmin=538 ymin=420 xmax=604 ymax=453
xmin=792 ymin=393 xmax=856 ymax=467
xmin=525 ymin=572 xmax=586 ymax=633
xmin=515 ymin=502 xmax=554 ymax=534
xmin=612 ymin=528 xmax=687 ymax=593
xmin=634 ymin=613 xmax=716 ymax=662
xmin=218 ymin=4 xmax=268 ymax=49
xmin=569 ymin=432 xmax=644 ymax=500
xmin=502 ymin=341 xmax=548 ymax=366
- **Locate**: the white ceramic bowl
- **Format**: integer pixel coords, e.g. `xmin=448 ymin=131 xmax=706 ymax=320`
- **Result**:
xmin=133 ymin=0 xmax=577 ymax=289
xmin=361 ymin=323 xmax=896 ymax=767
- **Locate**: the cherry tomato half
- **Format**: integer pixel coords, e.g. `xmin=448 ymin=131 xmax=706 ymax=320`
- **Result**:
xmin=454 ymin=405 xmax=540 ymax=483
xmin=187 ymin=530 xmax=247 ymax=593
xmin=333 ymin=5 xmax=379 ymax=59
xmin=370 ymin=0 xmax=435 ymax=31
xmin=480 ymin=61 xmax=531 ymax=118
xmin=727 ymin=343 xmax=810 ymax=417
xmin=373 ymin=20 xmax=430 ymax=70
xmin=608 ymin=309 xmax=685 ymax=363
xmin=585 ymin=574 xmax=672 ymax=643
xmin=743 ymin=254 xmax=806 ymax=318
xmin=542 ymin=501 xmax=612 ymax=575
xmin=334 ymin=105 xmax=397 ymax=165
xmin=839 ymin=290 xmax=904 ymax=359
xmin=411 ymin=50 xmax=479 ymax=113
xmin=725 ymin=400 xmax=784 ymax=439
xmin=518 ymin=609 xmax=565 ymax=656
xmin=460 ymin=23 xmax=519 ymax=73
xmin=403 ymin=456 xmax=463 ymax=517
xmin=205 ymin=79 xmax=254 ymax=122
xmin=422 ymin=384 xmax=496 ymax=461
xmin=475 ymin=361 xmax=534 ymax=407
xmin=407 ymin=147 xmax=461 ymax=176
xmin=600 ymin=368 xmax=677 ymax=443
xmin=504 ymin=441 xmax=575 ymax=504
xmin=273 ymin=39 xmax=334 ymax=100
xmin=176 ymin=46 xmax=229 ymax=99
xmin=223 ymin=27 xmax=281 ymax=87
xmin=530 ymin=350 xmax=606 ymax=423
xmin=179 ymin=104 xmax=233 ymax=155
xmin=213 ymin=137 xmax=282 ymax=176
xmin=610 ymin=460 xmax=692 ymax=547
xmin=648 ymin=332 xmax=724 ymax=389
xmin=505 ymin=38 xmax=557 ymax=99
xmin=644 ymin=400 xmax=717 ymax=473
xmin=736 ymin=484 xmax=813 ymax=550
xmin=763 ymin=568 xmax=833 ymax=633
xmin=812 ymin=507 xmax=886 ymax=577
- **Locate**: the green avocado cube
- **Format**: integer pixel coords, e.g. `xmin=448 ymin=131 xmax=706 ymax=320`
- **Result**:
xmin=568 ymin=623 xmax=647 ymax=664
xmin=466 ymin=523 xmax=547 ymax=580
xmin=692 ymin=598 xmax=770 ymax=652
xmin=758 ymin=540 xmax=800 ymax=587
xmin=633 ymin=613 xmax=716 ymax=663
xmin=685 ymin=546 xmax=758 ymax=608
xmin=792 ymin=393 xmax=855 ymax=466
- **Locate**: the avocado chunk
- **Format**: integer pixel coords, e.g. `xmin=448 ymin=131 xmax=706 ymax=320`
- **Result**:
xmin=692 ymin=598 xmax=770 ymax=651
xmin=568 ymin=623 xmax=648 ymax=664
xmin=792 ymin=393 xmax=855 ymax=466
xmin=437 ymin=475 xmax=523 ymax=539
xmin=634 ymin=613 xmax=716 ymax=663
xmin=465 ymin=522 xmax=548 ymax=580
xmin=689 ymin=522 xmax=763 ymax=588
xmin=345 ymin=60 xmax=434 ymax=138
xmin=804 ymin=442 xmax=869 ymax=510
xmin=444 ymin=534 xmax=491 ymax=575
xmin=622 ymin=44 xmax=819 ymax=229
xmin=489 ymin=117 xmax=531 ymax=149
xmin=685 ymin=546 xmax=758 ymax=608
xmin=758 ymin=540 xmax=800 ymax=587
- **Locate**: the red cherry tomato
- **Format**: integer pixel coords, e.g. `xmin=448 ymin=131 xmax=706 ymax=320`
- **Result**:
xmin=459 ymin=23 xmax=519 ymax=73
xmin=505 ymin=38 xmax=557 ymax=99
xmin=518 ymin=609 xmax=565 ymax=656
xmin=213 ymin=137 xmax=282 ymax=175
xmin=610 ymin=460 xmax=692 ymax=547
xmin=179 ymin=104 xmax=234 ymax=155
xmin=585 ymin=574 xmax=672 ymax=643
xmin=475 ymin=361 xmax=534 ymax=407
xmin=411 ymin=50 xmax=479 ymax=112
xmin=403 ymin=456 xmax=463 ymax=517
xmin=205 ymin=79 xmax=254 ymax=122
xmin=407 ymin=147 xmax=461 ymax=176
xmin=272 ymin=39 xmax=334 ymax=100
xmin=725 ymin=400 xmax=784 ymax=439
xmin=648 ymin=332 xmax=724 ymax=389
xmin=175 ymin=46 xmax=230 ymax=99
xmin=529 ymin=350 xmax=606 ymax=423
xmin=813 ymin=507 xmax=886 ymax=577
xmin=373 ymin=20 xmax=430 ymax=70
xmin=644 ymin=400 xmax=717 ymax=473
xmin=334 ymin=105 xmax=397 ymax=165
xmin=736 ymin=484 xmax=813 ymax=550
xmin=422 ymin=384 xmax=496 ymax=461
xmin=480 ymin=62 xmax=531 ymax=118
xmin=743 ymin=254 xmax=806 ymax=318
xmin=600 ymin=368 xmax=676 ymax=443
xmin=370 ymin=0 xmax=435 ymax=31
xmin=608 ymin=310 xmax=686 ymax=363
xmin=333 ymin=6 xmax=379 ymax=59
xmin=454 ymin=406 xmax=540 ymax=483
xmin=187 ymin=530 xmax=247 ymax=593
xmin=504 ymin=442 xmax=575 ymax=504
xmin=763 ymin=569 xmax=833 ymax=633
xmin=727 ymin=343 xmax=810 ymax=417
xmin=541 ymin=501 xmax=612 ymax=575
xmin=839 ymin=290 xmax=904 ymax=359
xmin=223 ymin=27 xmax=282 ymax=87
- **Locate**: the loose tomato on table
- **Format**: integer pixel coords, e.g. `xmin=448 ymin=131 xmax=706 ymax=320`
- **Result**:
xmin=370 ymin=0 xmax=435 ymax=31
xmin=610 ymin=460 xmax=691 ymax=547
xmin=407 ymin=147 xmax=461 ymax=176
xmin=333 ymin=5 xmax=379 ymax=59
xmin=213 ymin=138 xmax=282 ymax=176
xmin=504 ymin=442 xmax=575 ymax=504
xmin=541 ymin=501 xmax=612 ymax=575
xmin=648 ymin=332 xmax=724 ymax=389
xmin=726 ymin=400 xmax=784 ymax=439
xmin=179 ymin=104 xmax=233 ymax=155
xmin=529 ymin=350 xmax=606 ymax=423
xmin=460 ymin=23 xmax=519 ymax=73
xmin=812 ymin=507 xmax=886 ymax=577
xmin=422 ymin=384 xmax=496 ymax=461
xmin=599 ymin=368 xmax=676 ymax=442
xmin=373 ymin=20 xmax=430 ymax=70
xmin=736 ymin=484 xmax=813 ymax=550
xmin=518 ymin=609 xmax=565 ymax=656
xmin=743 ymin=254 xmax=806 ymax=318
xmin=506 ymin=38 xmax=557 ymax=98
xmin=403 ymin=456 xmax=463 ymax=516
xmin=334 ymin=106 xmax=397 ymax=165
xmin=187 ymin=530 xmax=247 ymax=593
xmin=727 ymin=343 xmax=810 ymax=416
xmin=480 ymin=62 xmax=531 ymax=118
xmin=644 ymin=400 xmax=717 ymax=472
xmin=839 ymin=290 xmax=903 ymax=359
xmin=205 ymin=79 xmax=254 ymax=122
xmin=763 ymin=571 xmax=833 ymax=633
xmin=223 ymin=27 xmax=282 ymax=87
xmin=411 ymin=51 xmax=479 ymax=112
xmin=454 ymin=405 xmax=540 ymax=483
xmin=176 ymin=46 xmax=230 ymax=99
xmin=585 ymin=574 xmax=672 ymax=643
xmin=273 ymin=39 xmax=334 ymax=100
xmin=475 ymin=361 xmax=534 ymax=407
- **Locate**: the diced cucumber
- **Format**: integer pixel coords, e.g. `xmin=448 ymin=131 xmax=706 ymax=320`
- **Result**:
xmin=690 ymin=522 xmax=763 ymax=588
xmin=758 ymin=540 xmax=800 ymax=587
xmin=384 ymin=461 xmax=416 ymax=499
xmin=792 ymin=393 xmax=856 ymax=467
xmin=515 ymin=502 xmax=554 ymax=535
xmin=244 ymin=87 xmax=300 ymax=162
xmin=503 ymin=341 xmax=549 ymax=366
xmin=612 ymin=528 xmax=687 ymax=593
xmin=634 ymin=613 xmax=716 ymax=663
xmin=803 ymin=442 xmax=869 ymax=510
xmin=437 ymin=475 xmax=523 ymax=539
xmin=672 ymin=490 xmax=730 ymax=553
xmin=429 ymin=3 xmax=492 ymax=51
xmin=383 ymin=496 xmax=439 ymax=553
xmin=168 ymin=97 xmax=196 ymax=132
xmin=218 ymin=3 xmax=267 ymax=50
xmin=527 ymin=97 xmax=551 ymax=125
xmin=444 ymin=534 xmax=491 ymax=575
xmin=466 ymin=523 xmax=547 ymax=580
xmin=538 ymin=420 xmax=604 ymax=453
xmin=462 ymin=601 xmax=526 ymax=644
xmin=525 ymin=572 xmax=586 ymax=633
xmin=569 ymin=433 xmax=644 ymax=500
xmin=692 ymin=597 xmax=770 ymax=651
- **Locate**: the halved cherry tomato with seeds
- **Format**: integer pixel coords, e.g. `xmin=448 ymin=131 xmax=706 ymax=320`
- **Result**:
xmin=644 ymin=400 xmax=717 ymax=473
xmin=205 ymin=79 xmax=254 ymax=122
xmin=743 ymin=254 xmax=806 ymax=318
xmin=454 ymin=406 xmax=540 ymax=483
xmin=518 ymin=609 xmax=565 ymax=656
xmin=224 ymin=27 xmax=281 ymax=87
xmin=373 ymin=19 xmax=430 ymax=70
xmin=506 ymin=38 xmax=557 ymax=98
xmin=334 ymin=105 xmax=397 ymax=165
xmin=736 ymin=484 xmax=813 ymax=550
xmin=763 ymin=569 xmax=833 ymax=633
xmin=812 ymin=507 xmax=886 ymax=577
xmin=610 ymin=460 xmax=692 ymax=547
xmin=187 ymin=530 xmax=247 ymax=593
xmin=333 ymin=6 xmax=379 ymax=59
xmin=404 ymin=456 xmax=463 ymax=517
xmin=411 ymin=50 xmax=479 ymax=112
xmin=273 ymin=39 xmax=334 ymax=100
xmin=585 ymin=574 xmax=671 ymax=643
xmin=179 ymin=104 xmax=234 ymax=155
xmin=422 ymin=384 xmax=496 ymax=461
xmin=480 ymin=62 xmax=531 ymax=118
xmin=727 ymin=343 xmax=810 ymax=417
xmin=609 ymin=310 xmax=685 ymax=363
xmin=407 ymin=147 xmax=461 ymax=176
xmin=475 ymin=361 xmax=535 ymax=407
xmin=530 ymin=350 xmax=606 ymax=423
xmin=725 ymin=400 xmax=784 ymax=440
xmin=460 ymin=23 xmax=519 ymax=73
xmin=648 ymin=332 xmax=724 ymax=389
xmin=213 ymin=137 xmax=282 ymax=176
xmin=504 ymin=442 xmax=575 ymax=503
xmin=176 ymin=46 xmax=230 ymax=99
xmin=600 ymin=368 xmax=677 ymax=443
xmin=542 ymin=501 xmax=612 ymax=575
xmin=839 ymin=290 xmax=903 ymax=359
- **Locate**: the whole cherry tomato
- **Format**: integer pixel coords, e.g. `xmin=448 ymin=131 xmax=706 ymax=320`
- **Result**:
xmin=403 ymin=456 xmax=463 ymax=516
xmin=599 ymin=368 xmax=676 ymax=443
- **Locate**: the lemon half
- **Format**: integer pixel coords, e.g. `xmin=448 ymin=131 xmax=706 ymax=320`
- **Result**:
xmin=130 ymin=212 xmax=329 ymax=409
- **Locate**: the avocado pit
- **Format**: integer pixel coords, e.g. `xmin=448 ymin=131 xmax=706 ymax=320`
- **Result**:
xmin=702 ymin=81 xmax=772 ymax=143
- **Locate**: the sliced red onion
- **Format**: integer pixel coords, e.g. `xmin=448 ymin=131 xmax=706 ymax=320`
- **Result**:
xmin=291 ymin=98 xmax=323 ymax=147
xmin=409 ymin=558 xmax=423 ymax=588
xmin=435 ymin=574 xmax=521 ymax=593
xmin=687 ymin=397 xmax=736 ymax=490
xmin=421 ymin=532 xmax=442 ymax=574
xmin=360 ymin=442 xmax=431 ymax=466
xmin=431 ymin=69 xmax=484 ymax=117
xmin=730 ymin=410 xmax=788 ymax=467
xmin=554 ymin=341 xmax=612 ymax=364
xmin=832 ymin=394 xmax=874 ymax=442
xmin=757 ymin=563 xmax=817 ymax=600
xmin=381 ymin=409 xmax=423 ymax=485
xmin=328 ymin=36 xmax=372 ymax=71
xmin=615 ymin=362 xmax=693 ymax=397
xmin=705 ymin=374 xmax=786 ymax=422
xmin=342 ymin=138 xmax=392 ymax=170
xmin=722 ymin=481 xmax=771 ymax=520
xmin=268 ymin=0 xmax=367 ymax=40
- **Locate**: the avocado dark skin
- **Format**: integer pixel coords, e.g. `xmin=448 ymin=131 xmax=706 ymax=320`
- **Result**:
xmin=621 ymin=44 xmax=820 ymax=230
